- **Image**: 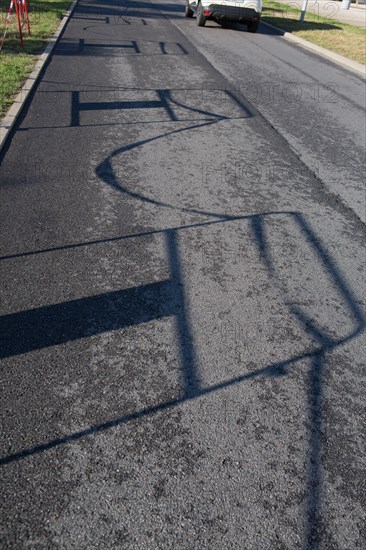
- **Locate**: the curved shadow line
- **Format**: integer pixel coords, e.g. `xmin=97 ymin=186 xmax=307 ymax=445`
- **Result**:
xmin=94 ymin=86 xmax=252 ymax=220
xmin=3 ymin=68 xmax=364 ymax=548
xmin=163 ymin=89 xmax=231 ymax=120
xmin=96 ymin=118 xmax=237 ymax=220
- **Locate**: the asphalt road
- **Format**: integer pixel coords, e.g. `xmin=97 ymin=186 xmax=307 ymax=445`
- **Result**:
xmin=0 ymin=0 xmax=365 ymax=548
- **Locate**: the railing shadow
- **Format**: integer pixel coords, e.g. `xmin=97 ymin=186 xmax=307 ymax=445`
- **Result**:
xmin=1 ymin=207 xmax=363 ymax=549
xmin=54 ymin=39 xmax=189 ymax=57
xmin=0 ymin=60 xmax=364 ymax=549
xmin=71 ymin=0 xmax=185 ymax=20
xmin=70 ymin=86 xmax=252 ymax=128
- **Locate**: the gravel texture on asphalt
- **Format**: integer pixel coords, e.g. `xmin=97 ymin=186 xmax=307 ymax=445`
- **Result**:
xmin=0 ymin=0 xmax=365 ymax=548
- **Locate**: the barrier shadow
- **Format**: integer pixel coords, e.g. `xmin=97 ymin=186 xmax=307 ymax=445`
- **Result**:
xmin=70 ymin=86 xmax=252 ymax=128
xmin=54 ymin=38 xmax=189 ymax=57
xmin=0 ymin=281 xmax=172 ymax=359
xmin=0 ymin=33 xmax=364 ymax=547
xmin=1 ymin=206 xmax=364 ymax=549
xmin=71 ymin=0 xmax=184 ymax=20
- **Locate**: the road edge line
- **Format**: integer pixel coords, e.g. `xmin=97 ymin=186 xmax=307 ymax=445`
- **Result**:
xmin=0 ymin=0 xmax=79 ymax=154
xmin=261 ymin=21 xmax=366 ymax=79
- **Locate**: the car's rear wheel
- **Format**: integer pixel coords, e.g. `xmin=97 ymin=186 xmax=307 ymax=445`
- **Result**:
xmin=196 ymin=2 xmax=206 ymax=26
xmin=247 ymin=18 xmax=260 ymax=33
xmin=185 ymin=1 xmax=194 ymax=17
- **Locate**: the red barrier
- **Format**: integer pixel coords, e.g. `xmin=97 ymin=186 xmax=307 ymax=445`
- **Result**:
xmin=0 ymin=0 xmax=30 ymax=50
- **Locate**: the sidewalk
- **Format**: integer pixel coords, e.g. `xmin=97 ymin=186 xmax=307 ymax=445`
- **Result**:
xmin=275 ymin=0 xmax=366 ymax=28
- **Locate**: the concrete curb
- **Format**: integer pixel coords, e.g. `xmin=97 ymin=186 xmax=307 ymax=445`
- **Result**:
xmin=0 ymin=0 xmax=79 ymax=154
xmin=261 ymin=21 xmax=366 ymax=78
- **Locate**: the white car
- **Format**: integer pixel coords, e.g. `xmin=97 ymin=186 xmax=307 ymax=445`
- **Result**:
xmin=185 ymin=0 xmax=262 ymax=32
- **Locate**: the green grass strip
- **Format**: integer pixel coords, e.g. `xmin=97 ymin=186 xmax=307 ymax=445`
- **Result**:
xmin=262 ymin=1 xmax=366 ymax=64
xmin=0 ymin=0 xmax=72 ymax=117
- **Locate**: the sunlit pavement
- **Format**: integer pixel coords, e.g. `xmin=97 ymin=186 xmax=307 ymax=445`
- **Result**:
xmin=0 ymin=0 xmax=365 ymax=547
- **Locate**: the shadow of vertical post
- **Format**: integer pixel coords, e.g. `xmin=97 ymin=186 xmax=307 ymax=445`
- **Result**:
xmin=165 ymin=229 xmax=200 ymax=398
xmin=249 ymin=212 xmax=365 ymax=548
xmin=306 ymin=351 xmax=325 ymax=548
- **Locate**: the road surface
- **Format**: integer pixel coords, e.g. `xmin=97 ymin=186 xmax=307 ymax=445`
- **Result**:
xmin=0 ymin=0 xmax=365 ymax=548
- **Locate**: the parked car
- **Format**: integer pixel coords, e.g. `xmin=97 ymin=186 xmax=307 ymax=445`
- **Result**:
xmin=185 ymin=0 xmax=262 ymax=32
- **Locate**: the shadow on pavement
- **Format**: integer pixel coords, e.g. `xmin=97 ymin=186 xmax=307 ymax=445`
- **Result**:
xmin=0 ymin=10 xmax=364 ymax=546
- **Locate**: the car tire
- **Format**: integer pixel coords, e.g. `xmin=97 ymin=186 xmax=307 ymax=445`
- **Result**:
xmin=247 ymin=18 xmax=260 ymax=33
xmin=185 ymin=1 xmax=194 ymax=17
xmin=196 ymin=2 xmax=206 ymax=26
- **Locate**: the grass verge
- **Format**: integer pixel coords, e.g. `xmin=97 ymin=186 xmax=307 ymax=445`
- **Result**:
xmin=261 ymin=1 xmax=366 ymax=64
xmin=0 ymin=0 xmax=72 ymax=117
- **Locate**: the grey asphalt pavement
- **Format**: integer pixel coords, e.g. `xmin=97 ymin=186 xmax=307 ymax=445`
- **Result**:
xmin=0 ymin=0 xmax=365 ymax=548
